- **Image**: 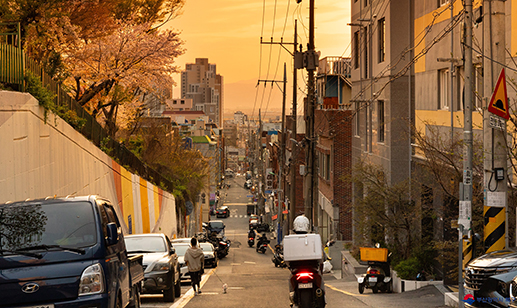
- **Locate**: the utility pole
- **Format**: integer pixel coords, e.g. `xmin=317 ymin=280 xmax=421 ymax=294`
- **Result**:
xmin=304 ymin=0 xmax=317 ymax=229
xmin=259 ymin=109 xmax=265 ymax=216
xmin=278 ymin=63 xmax=287 ymax=244
xmin=289 ymin=20 xmax=298 ymax=231
xmin=483 ymin=0 xmax=507 ymax=253
xmin=458 ymin=1 xmax=473 ymax=307
xmin=258 ymin=72 xmax=288 ymax=241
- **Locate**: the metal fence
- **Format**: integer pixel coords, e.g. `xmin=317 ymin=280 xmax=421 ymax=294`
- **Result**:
xmin=0 ymin=40 xmax=174 ymax=193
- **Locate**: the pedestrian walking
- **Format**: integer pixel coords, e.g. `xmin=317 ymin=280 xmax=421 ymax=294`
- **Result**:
xmin=185 ymin=237 xmax=205 ymax=295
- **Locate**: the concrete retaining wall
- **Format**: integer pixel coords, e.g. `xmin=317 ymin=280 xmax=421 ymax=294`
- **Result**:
xmin=0 ymin=90 xmax=178 ymax=237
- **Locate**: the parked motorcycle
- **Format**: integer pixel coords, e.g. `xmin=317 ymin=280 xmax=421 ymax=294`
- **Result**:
xmin=272 ymin=244 xmax=286 ymax=268
xmin=256 ymin=234 xmax=269 ymax=254
xmin=357 ymin=247 xmax=392 ymax=294
xmin=289 ymin=260 xmax=325 ymax=308
xmin=248 ymin=230 xmax=256 ymax=247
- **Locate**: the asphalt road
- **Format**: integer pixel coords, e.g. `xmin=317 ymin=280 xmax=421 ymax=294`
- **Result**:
xmin=141 ymin=174 xmax=448 ymax=308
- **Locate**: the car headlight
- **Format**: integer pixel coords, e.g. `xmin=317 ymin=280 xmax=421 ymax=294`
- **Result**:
xmin=79 ymin=263 xmax=104 ymax=296
xmin=152 ymin=261 xmax=170 ymax=271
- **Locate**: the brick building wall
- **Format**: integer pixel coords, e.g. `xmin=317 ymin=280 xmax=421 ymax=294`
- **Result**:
xmin=315 ymin=109 xmax=353 ymax=241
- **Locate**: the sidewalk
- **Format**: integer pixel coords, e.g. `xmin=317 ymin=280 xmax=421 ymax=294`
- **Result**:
xmin=323 ymin=271 xmax=449 ymax=308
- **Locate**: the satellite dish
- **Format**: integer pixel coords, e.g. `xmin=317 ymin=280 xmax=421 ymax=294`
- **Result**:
xmin=185 ymin=201 xmax=193 ymax=216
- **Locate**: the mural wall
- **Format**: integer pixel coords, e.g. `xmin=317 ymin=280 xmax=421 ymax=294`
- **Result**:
xmin=0 ymin=91 xmax=178 ymax=237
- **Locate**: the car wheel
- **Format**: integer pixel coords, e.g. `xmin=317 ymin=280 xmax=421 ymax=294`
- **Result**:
xmin=128 ymin=285 xmax=141 ymax=308
xmin=163 ymin=272 xmax=175 ymax=302
xmin=174 ymin=276 xmax=181 ymax=297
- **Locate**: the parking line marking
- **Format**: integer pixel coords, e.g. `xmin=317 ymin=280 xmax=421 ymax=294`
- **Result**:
xmin=170 ymin=268 xmax=215 ymax=308
xmin=244 ymin=261 xmax=256 ymax=264
xmin=325 ymin=283 xmax=366 ymax=297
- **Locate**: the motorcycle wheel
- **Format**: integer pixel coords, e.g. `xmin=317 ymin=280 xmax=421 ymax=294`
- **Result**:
xmin=387 ymin=281 xmax=393 ymax=293
xmin=299 ymin=289 xmax=313 ymax=308
xmin=358 ymin=283 xmax=364 ymax=294
xmin=372 ymin=286 xmax=378 ymax=294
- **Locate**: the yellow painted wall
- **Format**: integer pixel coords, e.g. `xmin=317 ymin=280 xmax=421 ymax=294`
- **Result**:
xmin=140 ymin=178 xmax=150 ymax=233
xmin=121 ymin=168 xmax=135 ymax=233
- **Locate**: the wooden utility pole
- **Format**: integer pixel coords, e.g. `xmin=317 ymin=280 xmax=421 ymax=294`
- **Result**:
xmin=278 ymin=63 xmax=287 ymax=243
xmin=289 ymin=20 xmax=298 ymax=231
xmin=304 ymin=0 xmax=317 ymax=229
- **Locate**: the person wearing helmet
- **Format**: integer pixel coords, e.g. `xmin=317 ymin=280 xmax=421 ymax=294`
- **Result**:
xmin=287 ymin=214 xmax=326 ymax=308
xmin=292 ymin=214 xmax=310 ymax=234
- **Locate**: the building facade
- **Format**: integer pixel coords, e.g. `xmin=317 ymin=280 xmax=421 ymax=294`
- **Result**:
xmin=181 ymin=58 xmax=224 ymax=127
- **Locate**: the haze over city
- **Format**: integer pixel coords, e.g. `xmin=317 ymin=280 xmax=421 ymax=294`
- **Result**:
xmin=167 ymin=0 xmax=351 ymax=118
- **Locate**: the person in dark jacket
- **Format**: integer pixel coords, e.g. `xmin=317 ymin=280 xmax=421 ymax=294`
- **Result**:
xmin=185 ymin=237 xmax=205 ymax=295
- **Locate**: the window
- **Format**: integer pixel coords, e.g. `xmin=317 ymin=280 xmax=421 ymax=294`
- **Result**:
xmin=319 ymin=152 xmax=331 ymax=181
xmin=439 ymin=69 xmax=450 ymax=110
xmin=354 ymin=31 xmax=360 ymax=69
xmin=355 ymin=102 xmax=360 ymax=136
xmin=378 ymin=100 xmax=385 ymax=142
xmin=439 ymin=0 xmax=449 ymax=6
xmin=378 ymin=18 xmax=385 ymax=63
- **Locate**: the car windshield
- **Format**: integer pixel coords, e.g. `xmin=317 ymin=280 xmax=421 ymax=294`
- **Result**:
xmin=0 ymin=201 xmax=97 ymax=252
xmin=173 ymin=245 xmax=190 ymax=256
xmin=209 ymin=222 xmax=224 ymax=229
xmin=200 ymin=243 xmax=213 ymax=252
xmin=125 ymin=236 xmax=166 ymax=253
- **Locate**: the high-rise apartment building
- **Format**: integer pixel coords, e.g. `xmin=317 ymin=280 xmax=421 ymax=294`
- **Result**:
xmin=181 ymin=58 xmax=224 ymax=127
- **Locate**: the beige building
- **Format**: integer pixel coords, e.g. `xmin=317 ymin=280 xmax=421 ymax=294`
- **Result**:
xmin=181 ymin=58 xmax=224 ymax=127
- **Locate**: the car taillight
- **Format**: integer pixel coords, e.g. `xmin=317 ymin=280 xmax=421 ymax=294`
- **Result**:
xmin=296 ymin=272 xmax=314 ymax=283
xmin=367 ymin=269 xmax=379 ymax=275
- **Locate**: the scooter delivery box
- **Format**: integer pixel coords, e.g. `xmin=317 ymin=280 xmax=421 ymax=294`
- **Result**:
xmin=283 ymin=234 xmax=323 ymax=261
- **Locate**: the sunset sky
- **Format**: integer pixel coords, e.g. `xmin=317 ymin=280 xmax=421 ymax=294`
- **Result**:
xmin=166 ymin=0 xmax=351 ymax=119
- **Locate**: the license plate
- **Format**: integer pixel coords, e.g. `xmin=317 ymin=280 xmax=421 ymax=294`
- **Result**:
xmin=368 ymin=277 xmax=377 ymax=283
xmin=21 ymin=305 xmax=54 ymax=308
xmin=299 ymin=282 xmax=313 ymax=289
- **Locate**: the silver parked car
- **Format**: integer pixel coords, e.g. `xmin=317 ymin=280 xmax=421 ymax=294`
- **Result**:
xmin=125 ymin=233 xmax=180 ymax=302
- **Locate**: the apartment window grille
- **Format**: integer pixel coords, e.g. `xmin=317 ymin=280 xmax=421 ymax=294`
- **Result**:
xmin=439 ymin=69 xmax=450 ymax=110
xmin=354 ymin=31 xmax=360 ymax=69
xmin=378 ymin=100 xmax=385 ymax=142
xmin=378 ymin=18 xmax=385 ymax=63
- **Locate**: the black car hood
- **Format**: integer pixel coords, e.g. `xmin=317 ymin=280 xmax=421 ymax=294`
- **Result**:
xmin=469 ymin=249 xmax=517 ymax=268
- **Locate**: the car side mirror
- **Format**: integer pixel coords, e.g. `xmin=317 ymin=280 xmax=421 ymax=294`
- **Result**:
xmin=170 ymin=247 xmax=176 ymax=255
xmin=106 ymin=223 xmax=119 ymax=246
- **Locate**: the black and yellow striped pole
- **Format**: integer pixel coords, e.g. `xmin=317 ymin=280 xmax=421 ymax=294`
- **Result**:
xmin=484 ymin=205 xmax=506 ymax=253
xmin=463 ymin=236 xmax=472 ymax=270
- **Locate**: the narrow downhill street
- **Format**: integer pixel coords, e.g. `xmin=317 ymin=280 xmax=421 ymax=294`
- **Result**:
xmin=141 ymin=174 xmax=447 ymax=308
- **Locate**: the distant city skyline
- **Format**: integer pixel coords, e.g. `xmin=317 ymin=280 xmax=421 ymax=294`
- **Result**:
xmin=166 ymin=0 xmax=351 ymax=118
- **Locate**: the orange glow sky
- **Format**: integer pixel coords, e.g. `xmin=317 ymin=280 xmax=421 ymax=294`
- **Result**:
xmin=166 ymin=0 xmax=351 ymax=119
